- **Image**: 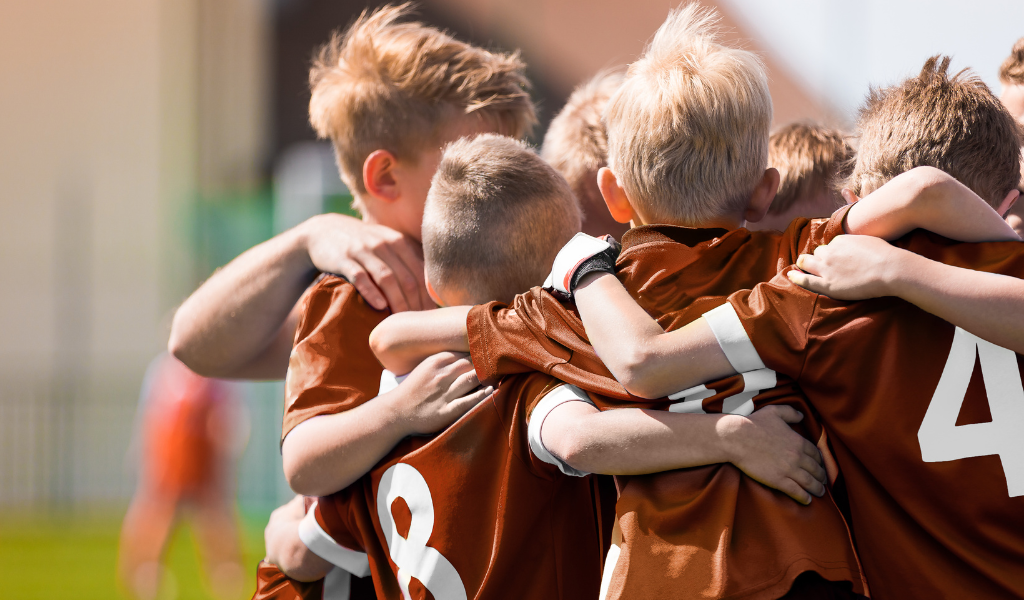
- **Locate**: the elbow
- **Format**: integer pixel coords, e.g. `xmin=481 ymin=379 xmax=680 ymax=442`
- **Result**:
xmin=167 ymin=307 xmax=206 ymax=374
xmin=282 ymin=446 xmax=334 ymax=498
xmin=608 ymin=347 xmax=664 ymax=399
xmin=368 ymin=318 xmax=410 ymax=373
xmin=548 ymin=430 xmax=594 ymax=474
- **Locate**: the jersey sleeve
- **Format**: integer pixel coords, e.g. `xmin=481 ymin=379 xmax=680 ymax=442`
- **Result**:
xmin=467 ymin=287 xmax=631 ymax=399
xmin=282 ymin=276 xmax=388 ymax=441
xmin=301 ymin=497 xmax=371 ymax=577
xmin=525 ymin=384 xmax=597 ymax=478
xmin=711 ymin=271 xmax=821 ymax=379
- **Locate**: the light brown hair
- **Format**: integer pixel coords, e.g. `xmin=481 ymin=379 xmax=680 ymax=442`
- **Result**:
xmin=848 ymin=56 xmax=1022 ymax=208
xmin=605 ymin=4 xmax=773 ymax=226
xmin=1000 ymin=37 xmax=1024 ymax=85
xmin=541 ymin=70 xmax=624 ymax=194
xmin=423 ymin=135 xmax=581 ymax=304
xmin=308 ymin=4 xmax=536 ymax=199
xmin=768 ymin=122 xmax=853 ymax=215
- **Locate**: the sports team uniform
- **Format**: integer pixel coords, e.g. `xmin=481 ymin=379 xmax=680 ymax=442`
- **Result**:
xmin=466 ymin=211 xmax=866 ymax=600
xmin=251 ymin=496 xmax=377 ymax=600
xmin=282 ymin=275 xmax=611 ymax=600
xmin=714 ymin=231 xmax=1024 ymax=598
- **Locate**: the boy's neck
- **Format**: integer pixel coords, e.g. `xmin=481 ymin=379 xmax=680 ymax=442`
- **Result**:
xmin=632 ymin=214 xmax=745 ymax=232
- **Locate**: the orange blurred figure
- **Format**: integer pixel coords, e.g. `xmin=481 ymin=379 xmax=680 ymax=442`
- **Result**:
xmin=118 ymin=353 xmax=248 ymax=600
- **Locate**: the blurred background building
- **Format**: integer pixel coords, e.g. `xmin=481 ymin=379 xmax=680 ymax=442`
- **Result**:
xmin=1 ymin=0 xmax=1021 ymax=597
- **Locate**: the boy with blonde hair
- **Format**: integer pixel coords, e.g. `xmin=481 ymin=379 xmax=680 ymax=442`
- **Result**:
xmin=369 ymin=11 xmax=1022 ymax=600
xmin=747 ymin=122 xmax=853 ymax=231
xmin=541 ymin=70 xmax=629 ymax=238
xmin=285 ymin=134 xmax=818 ymax=599
xmin=561 ymin=57 xmax=1024 ymax=598
xmin=252 ymin=5 xmax=537 ymax=598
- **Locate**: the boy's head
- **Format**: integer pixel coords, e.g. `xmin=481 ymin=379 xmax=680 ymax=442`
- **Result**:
xmin=422 ymin=134 xmax=581 ymax=306
xmin=848 ymin=56 xmax=1022 ymax=212
xmin=600 ymin=4 xmax=777 ymax=228
xmin=308 ymin=4 xmax=537 ymax=239
xmin=999 ymin=37 xmax=1024 ymax=124
xmin=541 ymin=70 xmax=629 ymax=238
xmin=748 ymin=122 xmax=853 ymax=231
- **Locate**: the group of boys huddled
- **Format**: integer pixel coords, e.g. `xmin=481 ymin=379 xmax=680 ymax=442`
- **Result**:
xmin=167 ymin=4 xmax=1024 ymax=600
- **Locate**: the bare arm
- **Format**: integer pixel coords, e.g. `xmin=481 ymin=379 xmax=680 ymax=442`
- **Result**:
xmin=844 ymin=166 xmax=1020 ymax=242
xmin=789 ymin=235 xmax=1024 ymax=354
xmin=264 ymin=495 xmax=333 ymax=582
xmin=169 ymin=213 xmax=431 ymax=379
xmin=283 ymin=352 xmax=492 ymax=496
xmin=573 ymin=272 xmax=733 ymax=399
xmin=542 ymin=401 xmax=825 ymax=504
xmin=369 ymin=307 xmax=472 ymax=374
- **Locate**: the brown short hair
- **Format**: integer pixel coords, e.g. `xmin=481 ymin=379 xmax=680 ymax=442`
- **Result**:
xmin=848 ymin=56 xmax=1022 ymax=207
xmin=308 ymin=4 xmax=536 ymax=197
xmin=1000 ymin=38 xmax=1024 ymax=85
xmin=768 ymin=122 xmax=853 ymax=215
xmin=541 ymin=70 xmax=624 ymax=193
xmin=605 ymin=4 xmax=773 ymax=225
xmin=423 ymin=135 xmax=581 ymax=304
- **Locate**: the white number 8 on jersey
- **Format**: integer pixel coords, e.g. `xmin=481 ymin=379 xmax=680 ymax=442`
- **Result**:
xmin=377 ymin=463 xmax=468 ymax=600
xmin=919 ymin=327 xmax=1024 ymax=497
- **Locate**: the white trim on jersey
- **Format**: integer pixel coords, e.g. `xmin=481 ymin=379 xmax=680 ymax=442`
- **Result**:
xmin=298 ymin=505 xmax=371 ymax=578
xmin=527 ymin=384 xmax=596 ymax=477
xmin=703 ymin=303 xmax=766 ymax=373
xmin=322 ymin=567 xmax=352 ymax=600
xmin=667 ymin=383 xmax=716 ymax=413
xmin=379 ymin=370 xmax=406 ymax=395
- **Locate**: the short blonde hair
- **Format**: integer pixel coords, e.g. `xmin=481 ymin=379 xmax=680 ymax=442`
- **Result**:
xmin=541 ymin=70 xmax=624 ymax=193
xmin=768 ymin=122 xmax=853 ymax=215
xmin=605 ymin=4 xmax=772 ymax=226
xmin=848 ymin=56 xmax=1022 ymax=208
xmin=423 ymin=135 xmax=581 ymax=304
xmin=309 ymin=4 xmax=537 ymax=197
xmin=1000 ymin=37 xmax=1024 ymax=85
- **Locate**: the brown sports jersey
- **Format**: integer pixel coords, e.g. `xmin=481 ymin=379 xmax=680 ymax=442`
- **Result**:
xmin=283 ymin=275 xmax=389 ymax=441
xmin=308 ymin=372 xmax=609 ymax=600
xmin=466 ymin=211 xmax=866 ymax=600
xmin=285 ymin=276 xmax=609 ymax=599
xmin=721 ymin=231 xmax=1024 ymax=599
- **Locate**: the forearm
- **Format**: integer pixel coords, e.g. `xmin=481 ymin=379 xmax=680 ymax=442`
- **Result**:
xmin=888 ymin=250 xmax=1024 ymax=353
xmin=575 ymin=273 xmax=733 ymax=398
xmin=169 ymin=222 xmax=318 ymax=379
xmin=369 ymin=307 xmax=471 ymax=374
xmin=550 ymin=404 xmax=740 ymax=475
xmin=846 ymin=167 xmax=1018 ymax=242
xmin=282 ymin=392 xmax=412 ymax=496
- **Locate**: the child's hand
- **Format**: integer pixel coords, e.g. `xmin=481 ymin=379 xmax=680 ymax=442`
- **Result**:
xmin=303 ymin=213 xmax=433 ymax=312
xmin=722 ymin=406 xmax=827 ymax=505
xmin=787 ymin=235 xmax=904 ymax=301
xmin=392 ymin=352 xmax=495 ymax=435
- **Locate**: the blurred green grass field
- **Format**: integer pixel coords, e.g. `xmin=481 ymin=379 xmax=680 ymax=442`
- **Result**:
xmin=0 ymin=510 xmax=269 ymax=600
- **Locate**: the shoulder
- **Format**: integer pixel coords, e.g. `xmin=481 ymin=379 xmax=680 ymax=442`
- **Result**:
xmin=297 ymin=275 xmax=389 ymax=340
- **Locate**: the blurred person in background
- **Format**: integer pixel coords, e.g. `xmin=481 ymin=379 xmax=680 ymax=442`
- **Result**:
xmin=118 ymin=353 xmax=249 ymax=600
xmin=746 ymin=122 xmax=854 ymax=232
xmin=999 ymin=36 xmax=1024 ymax=236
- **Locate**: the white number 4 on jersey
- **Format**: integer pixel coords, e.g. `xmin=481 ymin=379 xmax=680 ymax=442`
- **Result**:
xmin=919 ymin=327 xmax=1024 ymax=497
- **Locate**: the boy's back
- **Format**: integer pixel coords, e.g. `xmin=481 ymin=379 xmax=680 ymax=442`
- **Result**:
xmin=468 ymin=213 xmax=865 ymax=599
xmin=721 ymin=232 xmax=1024 ymax=598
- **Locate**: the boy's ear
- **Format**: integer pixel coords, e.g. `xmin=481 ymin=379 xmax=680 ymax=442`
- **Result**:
xmin=597 ymin=167 xmax=635 ymax=224
xmin=363 ymin=150 xmax=400 ymax=203
xmin=742 ymin=168 xmax=780 ymax=223
xmin=997 ymin=188 xmax=1021 ymax=217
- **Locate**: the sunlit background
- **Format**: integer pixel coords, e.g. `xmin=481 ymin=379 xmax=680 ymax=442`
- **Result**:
xmin=1 ymin=0 xmax=1021 ymax=598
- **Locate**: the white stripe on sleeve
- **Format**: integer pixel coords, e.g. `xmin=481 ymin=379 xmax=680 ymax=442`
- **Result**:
xmin=527 ymin=385 xmax=596 ymax=477
xmin=703 ymin=303 xmax=766 ymax=373
xmin=298 ymin=503 xmax=371 ymax=577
